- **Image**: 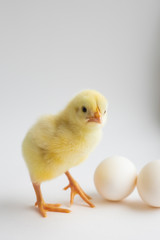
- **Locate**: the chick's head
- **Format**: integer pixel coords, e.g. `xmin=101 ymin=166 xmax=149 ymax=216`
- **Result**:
xmin=64 ymin=90 xmax=108 ymax=130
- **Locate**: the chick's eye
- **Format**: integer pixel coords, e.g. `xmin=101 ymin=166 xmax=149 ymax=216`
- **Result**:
xmin=104 ymin=110 xmax=106 ymax=114
xmin=82 ymin=106 xmax=87 ymax=113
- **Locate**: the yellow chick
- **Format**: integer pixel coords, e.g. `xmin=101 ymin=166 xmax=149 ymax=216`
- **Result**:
xmin=22 ymin=89 xmax=108 ymax=217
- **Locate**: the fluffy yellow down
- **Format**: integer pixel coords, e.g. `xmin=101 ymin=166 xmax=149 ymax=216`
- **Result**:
xmin=22 ymin=90 xmax=107 ymax=183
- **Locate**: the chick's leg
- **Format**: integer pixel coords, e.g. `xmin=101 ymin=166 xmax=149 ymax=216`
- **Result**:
xmin=64 ymin=171 xmax=95 ymax=208
xmin=32 ymin=182 xmax=70 ymax=217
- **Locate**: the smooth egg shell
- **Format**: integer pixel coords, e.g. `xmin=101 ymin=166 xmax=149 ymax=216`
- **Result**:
xmin=137 ymin=160 xmax=160 ymax=207
xmin=94 ymin=156 xmax=137 ymax=201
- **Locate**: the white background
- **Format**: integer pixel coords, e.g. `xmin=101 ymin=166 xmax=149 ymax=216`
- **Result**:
xmin=0 ymin=0 xmax=160 ymax=239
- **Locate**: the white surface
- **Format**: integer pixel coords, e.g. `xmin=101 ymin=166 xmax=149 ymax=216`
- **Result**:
xmin=0 ymin=0 xmax=160 ymax=239
xmin=94 ymin=156 xmax=137 ymax=200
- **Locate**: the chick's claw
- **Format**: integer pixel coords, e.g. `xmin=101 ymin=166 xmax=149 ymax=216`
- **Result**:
xmin=63 ymin=183 xmax=92 ymax=201
xmin=35 ymin=201 xmax=61 ymax=208
xmin=64 ymin=171 xmax=95 ymax=208
xmin=77 ymin=185 xmax=92 ymax=200
xmin=36 ymin=201 xmax=71 ymax=217
xmin=43 ymin=204 xmax=71 ymax=213
xmin=33 ymin=183 xmax=71 ymax=217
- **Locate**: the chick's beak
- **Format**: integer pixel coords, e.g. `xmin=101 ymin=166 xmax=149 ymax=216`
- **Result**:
xmin=87 ymin=108 xmax=102 ymax=124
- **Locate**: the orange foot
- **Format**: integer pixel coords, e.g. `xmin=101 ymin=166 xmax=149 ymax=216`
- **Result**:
xmin=32 ymin=182 xmax=70 ymax=217
xmin=64 ymin=171 xmax=95 ymax=208
xmin=35 ymin=200 xmax=71 ymax=217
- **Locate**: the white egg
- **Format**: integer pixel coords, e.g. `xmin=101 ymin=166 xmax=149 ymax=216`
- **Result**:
xmin=137 ymin=160 xmax=160 ymax=207
xmin=94 ymin=156 xmax=137 ymax=201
